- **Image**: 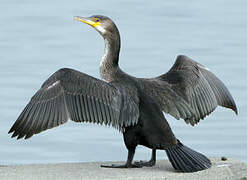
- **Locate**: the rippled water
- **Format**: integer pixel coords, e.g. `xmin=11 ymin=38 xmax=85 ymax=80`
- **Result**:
xmin=1 ymin=0 xmax=246 ymax=165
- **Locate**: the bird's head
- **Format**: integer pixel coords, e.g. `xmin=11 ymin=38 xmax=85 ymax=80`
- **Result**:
xmin=74 ymin=15 xmax=119 ymax=38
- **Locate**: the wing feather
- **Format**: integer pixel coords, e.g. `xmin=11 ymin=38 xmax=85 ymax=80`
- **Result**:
xmin=139 ymin=55 xmax=237 ymax=125
xmin=9 ymin=68 xmax=139 ymax=139
xmin=200 ymin=67 xmax=237 ymax=113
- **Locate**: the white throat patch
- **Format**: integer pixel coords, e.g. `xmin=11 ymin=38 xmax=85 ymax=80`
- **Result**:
xmin=100 ymin=39 xmax=110 ymax=67
xmin=96 ymin=25 xmax=106 ymax=34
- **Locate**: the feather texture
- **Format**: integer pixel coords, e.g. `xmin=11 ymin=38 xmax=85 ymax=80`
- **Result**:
xmin=139 ymin=55 xmax=237 ymax=125
xmin=9 ymin=68 xmax=139 ymax=139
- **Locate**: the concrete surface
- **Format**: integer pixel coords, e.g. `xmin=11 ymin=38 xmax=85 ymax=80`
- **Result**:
xmin=1 ymin=158 xmax=247 ymax=180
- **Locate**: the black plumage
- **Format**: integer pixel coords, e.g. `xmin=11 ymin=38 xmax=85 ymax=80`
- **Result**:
xmin=9 ymin=15 xmax=237 ymax=172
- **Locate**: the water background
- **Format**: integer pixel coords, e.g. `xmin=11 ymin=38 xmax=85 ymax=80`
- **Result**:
xmin=0 ymin=0 xmax=246 ymax=165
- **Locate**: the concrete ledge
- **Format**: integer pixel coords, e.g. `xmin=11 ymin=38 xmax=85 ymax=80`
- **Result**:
xmin=1 ymin=158 xmax=247 ymax=180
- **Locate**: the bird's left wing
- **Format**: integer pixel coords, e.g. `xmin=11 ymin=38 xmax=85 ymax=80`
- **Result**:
xmin=9 ymin=68 xmax=139 ymax=139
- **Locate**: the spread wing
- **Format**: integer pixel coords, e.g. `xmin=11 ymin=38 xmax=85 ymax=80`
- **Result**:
xmin=139 ymin=78 xmax=196 ymax=122
xmin=9 ymin=68 xmax=139 ymax=139
xmin=140 ymin=55 xmax=237 ymax=125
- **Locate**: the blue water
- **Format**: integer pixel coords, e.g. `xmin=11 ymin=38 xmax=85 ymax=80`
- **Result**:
xmin=0 ymin=0 xmax=246 ymax=165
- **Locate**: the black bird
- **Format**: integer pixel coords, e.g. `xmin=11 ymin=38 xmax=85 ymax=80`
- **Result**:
xmin=9 ymin=15 xmax=238 ymax=172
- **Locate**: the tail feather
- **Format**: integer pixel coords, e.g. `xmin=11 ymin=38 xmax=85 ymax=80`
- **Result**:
xmin=165 ymin=140 xmax=211 ymax=172
xmin=166 ymin=149 xmax=179 ymax=169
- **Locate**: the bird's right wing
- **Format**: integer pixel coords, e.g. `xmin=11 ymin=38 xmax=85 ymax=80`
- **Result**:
xmin=9 ymin=68 xmax=139 ymax=139
xmin=139 ymin=78 xmax=196 ymax=121
xmin=139 ymin=55 xmax=237 ymax=125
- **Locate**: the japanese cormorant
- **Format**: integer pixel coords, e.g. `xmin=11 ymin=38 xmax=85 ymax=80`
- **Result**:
xmin=9 ymin=15 xmax=237 ymax=172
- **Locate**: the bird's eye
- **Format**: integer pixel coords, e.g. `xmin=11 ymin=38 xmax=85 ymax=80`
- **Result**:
xmin=96 ymin=19 xmax=100 ymax=22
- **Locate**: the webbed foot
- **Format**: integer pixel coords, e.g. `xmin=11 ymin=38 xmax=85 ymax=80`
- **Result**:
xmin=133 ymin=159 xmax=156 ymax=167
xmin=101 ymin=163 xmax=142 ymax=168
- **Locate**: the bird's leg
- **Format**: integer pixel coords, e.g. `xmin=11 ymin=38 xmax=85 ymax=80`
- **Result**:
xmin=134 ymin=149 xmax=156 ymax=167
xmin=101 ymin=148 xmax=141 ymax=168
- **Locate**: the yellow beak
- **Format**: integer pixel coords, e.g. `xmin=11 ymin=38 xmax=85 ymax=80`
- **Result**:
xmin=74 ymin=16 xmax=100 ymax=28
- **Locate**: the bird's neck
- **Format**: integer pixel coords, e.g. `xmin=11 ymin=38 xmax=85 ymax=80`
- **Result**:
xmin=100 ymin=34 xmax=120 ymax=82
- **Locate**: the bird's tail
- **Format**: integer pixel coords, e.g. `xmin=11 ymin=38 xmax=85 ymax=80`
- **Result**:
xmin=165 ymin=140 xmax=211 ymax=172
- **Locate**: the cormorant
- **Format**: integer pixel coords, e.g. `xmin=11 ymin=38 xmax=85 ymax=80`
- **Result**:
xmin=8 ymin=15 xmax=238 ymax=172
